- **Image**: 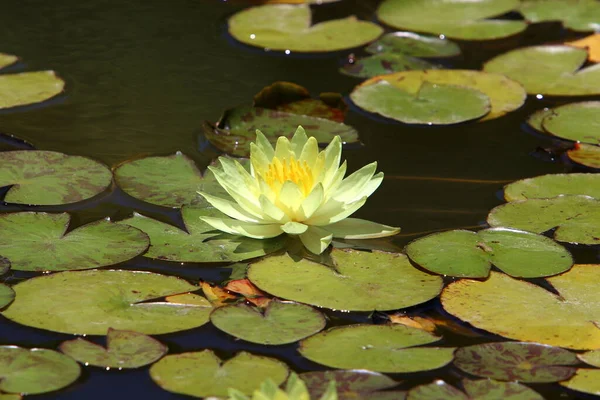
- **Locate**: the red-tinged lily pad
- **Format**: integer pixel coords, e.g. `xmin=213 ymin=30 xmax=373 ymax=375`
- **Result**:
xmin=568 ymin=143 xmax=600 ymax=169
xmin=340 ymin=53 xmax=440 ymax=79
xmin=300 ymin=370 xmax=403 ymax=400
xmin=407 ymin=379 xmax=544 ymax=400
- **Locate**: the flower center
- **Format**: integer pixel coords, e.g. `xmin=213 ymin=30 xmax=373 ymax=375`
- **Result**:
xmin=264 ymin=156 xmax=313 ymax=196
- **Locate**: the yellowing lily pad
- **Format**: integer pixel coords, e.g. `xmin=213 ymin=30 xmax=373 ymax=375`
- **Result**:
xmin=539 ymin=102 xmax=600 ymax=145
xmin=407 ymin=379 xmax=544 ymax=400
xmin=341 ymin=54 xmax=440 ymax=79
xmin=560 ymin=369 xmax=600 ymax=396
xmin=519 ymin=0 xmax=600 ymax=32
xmin=2 ymin=269 xmax=212 ymax=335
xmin=503 ymin=173 xmax=600 ymax=201
xmin=300 ymin=370 xmax=402 ymax=400
xmin=228 ymin=4 xmax=382 ymax=52
xmin=0 ymin=212 xmax=149 ymax=271
xmin=566 ymin=33 xmax=600 ymax=62
xmin=299 ymin=324 xmax=455 ymax=373
xmin=366 ymin=32 xmax=461 ymax=58
xmin=150 ymin=350 xmax=289 ymax=398
xmin=59 ymin=328 xmax=167 ymax=369
xmin=568 ymin=143 xmax=600 ymax=169
xmin=441 ymin=265 xmax=600 ymax=349
xmin=248 ymin=249 xmax=443 ymax=312
xmin=578 ymin=349 xmax=600 ymax=367
xmin=0 ymin=70 xmax=64 ymax=109
xmin=0 ymin=54 xmax=17 ymax=69
xmin=0 ymin=150 xmax=112 ymax=205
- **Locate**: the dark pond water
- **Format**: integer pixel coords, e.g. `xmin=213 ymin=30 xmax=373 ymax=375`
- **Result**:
xmin=0 ymin=0 xmax=598 ymax=399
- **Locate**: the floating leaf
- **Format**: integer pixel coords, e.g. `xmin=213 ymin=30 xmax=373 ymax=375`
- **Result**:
xmin=484 ymin=45 xmax=600 ymax=96
xmin=578 ymin=349 xmax=600 ymax=367
xmin=526 ymin=107 xmax=553 ymax=131
xmin=0 ymin=257 xmax=9 ymax=276
xmin=407 ymin=379 xmax=544 ymax=400
xmin=539 ymin=102 xmax=600 ymax=145
xmin=519 ymin=0 xmax=600 ymax=32
xmin=0 ymin=212 xmax=149 ymax=271
xmin=341 ymin=54 xmax=439 ymax=79
xmin=0 ymin=71 xmax=64 ymax=109
xmin=568 ymin=143 xmax=600 ymax=169
xmin=366 ymin=32 xmax=461 ymax=58
xmin=503 ymin=173 xmax=600 ymax=201
xmin=0 ymin=284 xmax=14 ymax=310
xmin=59 ymin=328 xmax=167 ymax=369
xmin=407 ymin=380 xmax=467 ymax=400
xmin=2 ymin=269 xmax=212 ymax=335
xmin=300 ymin=370 xmax=403 ymax=400
xmin=560 ymin=369 xmax=600 ymax=396
xmin=405 ymin=228 xmax=573 ymax=278
xmin=0 ymin=150 xmax=112 ymax=205
xmin=248 ymin=249 xmax=443 ymax=312
xmin=210 ymin=300 xmax=326 ymax=345
xmin=199 ymin=282 xmax=238 ymax=307
xmin=150 ymin=350 xmax=289 ymax=398
xmin=487 ymin=195 xmax=600 ymax=245
xmin=441 ymin=265 xmax=600 ymax=349
xmin=228 ymin=4 xmax=383 ymax=52
xmin=119 ymin=207 xmax=284 ymax=262
xmin=0 ymin=347 xmax=80 ymax=395
xmin=299 ymin=324 xmax=455 ymax=373
xmin=566 ymin=33 xmax=600 ymax=62
xmin=376 ymin=0 xmax=526 ymax=40
xmin=0 ymin=54 xmax=17 ymax=70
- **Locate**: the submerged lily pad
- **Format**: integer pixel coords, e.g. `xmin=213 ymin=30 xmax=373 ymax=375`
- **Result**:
xmin=299 ymin=324 xmax=455 ymax=373
xmin=366 ymin=32 xmax=461 ymax=58
xmin=0 ymin=150 xmax=112 ymax=205
xmin=0 ymin=346 xmax=80 ymax=395
xmin=300 ymin=370 xmax=402 ymax=400
xmin=228 ymin=4 xmax=382 ymax=52
xmin=0 ymin=71 xmax=64 ymax=109
xmin=59 ymin=328 xmax=167 ymax=369
xmin=568 ymin=143 xmax=600 ymax=169
xmin=376 ymin=0 xmax=526 ymax=40
xmin=487 ymin=195 xmax=600 ymax=245
xmin=519 ymin=0 xmax=600 ymax=32
xmin=248 ymin=249 xmax=443 ymax=312
xmin=407 ymin=379 xmax=544 ymax=400
xmin=441 ymin=265 xmax=600 ymax=349
xmin=561 ymin=369 xmax=600 ymax=396
xmin=150 ymin=350 xmax=289 ymax=398
xmin=210 ymin=301 xmax=326 ymax=345
xmin=341 ymin=54 xmax=439 ymax=79
xmin=119 ymin=207 xmax=284 ymax=262
xmin=539 ymin=102 xmax=600 ymax=145
xmin=405 ymin=228 xmax=573 ymax=278
xmin=503 ymin=173 xmax=600 ymax=201
xmin=2 ymin=269 xmax=212 ymax=335
xmin=0 ymin=212 xmax=149 ymax=271
xmin=484 ymin=45 xmax=600 ymax=95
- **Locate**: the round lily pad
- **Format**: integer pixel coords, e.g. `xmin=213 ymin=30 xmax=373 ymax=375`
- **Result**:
xmin=228 ymin=4 xmax=383 ymax=52
xmin=503 ymin=173 xmax=600 ymax=201
xmin=300 ymin=370 xmax=402 ymax=400
xmin=340 ymin=54 xmax=439 ymax=79
xmin=59 ymin=328 xmax=167 ymax=369
xmin=540 ymin=102 xmax=600 ymax=145
xmin=483 ymin=45 xmax=600 ymax=96
xmin=407 ymin=379 xmax=544 ymax=400
xmin=454 ymin=342 xmax=578 ymax=382
xmin=210 ymin=300 xmax=326 ymax=345
xmin=578 ymin=349 xmax=600 ymax=367
xmin=560 ymin=369 xmax=600 ymax=396
xmin=150 ymin=350 xmax=289 ymax=398
xmin=487 ymin=195 xmax=600 ymax=245
xmin=299 ymin=324 xmax=455 ymax=373
xmin=526 ymin=107 xmax=553 ymax=132
xmin=0 ymin=212 xmax=149 ymax=271
xmin=119 ymin=207 xmax=284 ymax=263
xmin=2 ymin=269 xmax=212 ymax=335
xmin=568 ymin=143 xmax=600 ymax=169
xmin=0 ymin=150 xmax=112 ymax=205
xmin=0 ymin=346 xmax=80 ymax=395
xmin=0 ymin=71 xmax=64 ymax=109
xmin=0 ymin=284 xmax=15 ymax=310
xmin=519 ymin=0 xmax=600 ymax=32
xmin=441 ymin=265 xmax=600 ymax=349
xmin=248 ymin=249 xmax=443 ymax=312
xmin=365 ymin=32 xmax=461 ymax=58
xmin=405 ymin=228 xmax=573 ymax=278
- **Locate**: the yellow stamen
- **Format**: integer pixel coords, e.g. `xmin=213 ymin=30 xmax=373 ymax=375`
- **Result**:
xmin=264 ymin=156 xmax=313 ymax=196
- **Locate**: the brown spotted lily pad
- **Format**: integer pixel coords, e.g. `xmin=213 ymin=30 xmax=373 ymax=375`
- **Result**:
xmin=300 ymin=370 xmax=403 ymax=400
xmin=407 ymin=379 xmax=544 ymax=400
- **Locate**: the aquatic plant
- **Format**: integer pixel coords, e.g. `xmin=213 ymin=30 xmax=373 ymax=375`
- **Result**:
xmin=227 ymin=372 xmax=337 ymax=400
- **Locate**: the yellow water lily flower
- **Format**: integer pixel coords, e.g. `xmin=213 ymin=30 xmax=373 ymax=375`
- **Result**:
xmin=198 ymin=126 xmax=400 ymax=254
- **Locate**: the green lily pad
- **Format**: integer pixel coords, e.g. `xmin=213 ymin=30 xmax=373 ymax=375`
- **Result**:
xmin=150 ymin=350 xmax=289 ymax=398
xmin=352 ymin=70 xmax=526 ymax=122
xmin=578 ymin=349 xmax=600 ymax=367
xmin=483 ymin=45 xmax=600 ymax=95
xmin=454 ymin=342 xmax=578 ymax=382
xmin=519 ymin=0 xmax=600 ymax=32
xmin=407 ymin=380 xmax=467 ymax=400
xmin=119 ymin=207 xmax=284 ymax=262
xmin=299 ymin=324 xmax=455 ymax=373
xmin=441 ymin=265 xmax=600 ymax=349
xmin=2 ymin=269 xmax=212 ymax=335
xmin=0 ymin=284 xmax=14 ymax=310
xmin=341 ymin=54 xmax=440 ymax=79
xmin=407 ymin=379 xmax=544 ymax=400
xmin=0 ymin=394 xmax=21 ymax=400
xmin=526 ymin=107 xmax=553 ymax=132
xmin=0 ymin=150 xmax=112 ymax=205
xmin=248 ymin=249 xmax=443 ymax=312
xmin=560 ymin=369 xmax=600 ymax=396
xmin=487 ymin=195 xmax=600 ymax=245
xmin=366 ymin=32 xmax=461 ymax=58
xmin=0 ymin=71 xmax=64 ymax=109
xmin=503 ymin=173 xmax=600 ymax=201
xmin=376 ymin=0 xmax=527 ymax=40
xmin=568 ymin=143 xmax=600 ymax=169
xmin=405 ymin=228 xmax=573 ymax=278
xmin=540 ymin=102 xmax=600 ymax=145
xmin=300 ymin=370 xmax=403 ymax=400
xmin=0 ymin=212 xmax=149 ymax=271
xmin=203 ymin=105 xmax=359 ymax=157
xmin=0 ymin=257 xmax=9 ymax=276
xmin=0 ymin=54 xmax=17 ymax=69
xmin=210 ymin=300 xmax=326 ymax=345
xmin=0 ymin=346 xmax=80 ymax=395
xmin=59 ymin=328 xmax=167 ymax=369
xmin=228 ymin=4 xmax=383 ymax=52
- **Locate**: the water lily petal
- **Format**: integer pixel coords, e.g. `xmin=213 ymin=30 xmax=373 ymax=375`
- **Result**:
xmin=321 ymin=136 xmax=342 ymax=189
xmin=255 ymin=130 xmax=274 ymax=160
xmin=281 ymin=221 xmax=308 ymax=235
xmin=198 ymin=192 xmax=261 ymax=223
xmin=300 ymin=226 xmax=333 ymax=254
xmin=219 ymin=157 xmax=257 ymax=192
xmin=305 ymin=196 xmax=368 ymax=226
xmin=259 ymin=194 xmax=289 ymax=223
xmin=323 ymin=160 xmax=347 ymax=199
xmin=333 ymin=162 xmax=378 ymax=203
xmin=290 ymin=126 xmax=308 ymax=158
xmin=279 ymin=180 xmax=304 ymax=214
xmin=250 ymin=142 xmax=271 ymax=177
xmin=300 ymin=183 xmax=324 ymax=220
xmin=324 ymin=218 xmax=400 ymax=239
xmin=200 ymin=216 xmax=283 ymax=239
xmin=299 ymin=136 xmax=319 ymax=166
xmin=209 ymin=167 xmax=262 ymax=215
xmin=274 ymin=136 xmax=294 ymax=161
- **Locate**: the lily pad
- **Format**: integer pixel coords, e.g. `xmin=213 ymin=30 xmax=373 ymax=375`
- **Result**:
xmin=2 ymin=269 xmax=212 ymax=335
xmin=519 ymin=0 xmax=600 ymax=32
xmin=566 ymin=33 xmax=600 ymax=63
xmin=228 ymin=4 xmax=383 ymax=52
xmin=540 ymin=102 xmax=600 ymax=145
xmin=0 ymin=71 xmax=64 ymax=109
xmin=503 ymin=173 xmax=600 ymax=201
xmin=59 ymin=328 xmax=167 ymax=369
xmin=0 ymin=346 xmax=80 ymax=395
xmin=454 ymin=342 xmax=578 ymax=382
xmin=210 ymin=300 xmax=326 ymax=345
xmin=405 ymin=228 xmax=573 ymax=278
xmin=299 ymin=324 xmax=455 ymax=373
xmin=0 ymin=54 xmax=17 ymax=69
xmin=341 ymin=54 xmax=440 ymax=79
xmin=483 ymin=45 xmax=600 ymax=96
xmin=407 ymin=379 xmax=544 ymax=400
xmin=526 ymin=107 xmax=553 ymax=132
xmin=0 ymin=284 xmax=14 ymax=310
xmin=0 ymin=257 xmax=9 ymax=276
xmin=351 ymin=70 xmax=526 ymax=122
xmin=487 ymin=195 xmax=600 ymax=245
xmin=376 ymin=0 xmax=527 ymax=40
xmin=568 ymin=143 xmax=600 ymax=169
xmin=578 ymin=349 xmax=600 ymax=367
xmin=560 ymin=369 xmax=600 ymax=396
xmin=300 ymin=370 xmax=402 ymax=400
xmin=150 ymin=350 xmax=289 ymax=398
xmin=248 ymin=249 xmax=443 ymax=312
xmin=441 ymin=265 xmax=600 ymax=349
xmin=0 ymin=150 xmax=112 ymax=205
xmin=0 ymin=212 xmax=149 ymax=271
xmin=119 ymin=207 xmax=284 ymax=262
xmin=365 ymin=32 xmax=461 ymax=58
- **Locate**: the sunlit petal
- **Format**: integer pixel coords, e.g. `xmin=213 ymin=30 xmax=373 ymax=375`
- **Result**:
xmin=200 ymin=216 xmax=283 ymax=239
xmin=300 ymin=226 xmax=333 ymax=255
xmin=290 ymin=126 xmax=308 ymax=158
xmin=333 ymin=162 xmax=377 ymax=203
xmin=325 ymin=218 xmax=400 ymax=239
xmin=281 ymin=221 xmax=308 ymax=235
xmin=274 ymin=136 xmax=294 ymax=161
xmin=259 ymin=195 xmax=288 ymax=223
xmin=299 ymin=136 xmax=318 ymax=166
xmin=300 ymin=183 xmax=324 ymax=220
xmin=255 ymin=130 xmax=274 ymax=160
xmin=278 ymin=180 xmax=304 ymax=214
xmin=198 ymin=192 xmax=261 ymax=223
xmin=305 ymin=197 xmax=367 ymax=226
